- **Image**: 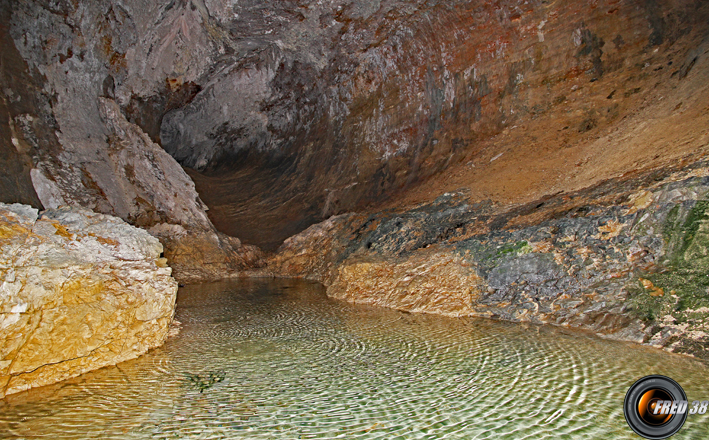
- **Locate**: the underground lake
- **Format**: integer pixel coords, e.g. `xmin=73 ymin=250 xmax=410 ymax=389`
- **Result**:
xmin=1 ymin=278 xmax=707 ymax=439
xmin=3 ymin=1 xmax=709 ymax=438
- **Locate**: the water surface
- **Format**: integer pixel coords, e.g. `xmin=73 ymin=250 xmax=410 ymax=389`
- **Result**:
xmin=1 ymin=278 xmax=708 ymax=439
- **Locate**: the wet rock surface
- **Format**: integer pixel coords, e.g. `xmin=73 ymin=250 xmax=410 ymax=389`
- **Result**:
xmin=1 ymin=0 xmax=708 ymax=369
xmin=268 ymin=166 xmax=709 ymax=359
xmin=329 ymin=250 xmax=481 ymax=317
xmin=0 ymin=203 xmax=178 ymax=398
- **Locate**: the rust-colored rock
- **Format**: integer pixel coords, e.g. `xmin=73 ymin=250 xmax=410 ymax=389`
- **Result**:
xmin=269 ymin=168 xmax=709 ymax=359
xmin=5 ymin=0 xmax=708 ymax=253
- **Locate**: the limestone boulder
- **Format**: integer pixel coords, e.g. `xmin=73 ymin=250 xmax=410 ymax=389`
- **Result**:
xmin=0 ymin=203 xmax=177 ymax=398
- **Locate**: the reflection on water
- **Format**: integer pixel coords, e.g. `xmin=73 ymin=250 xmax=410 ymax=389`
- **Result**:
xmin=1 ymin=278 xmax=708 ymax=439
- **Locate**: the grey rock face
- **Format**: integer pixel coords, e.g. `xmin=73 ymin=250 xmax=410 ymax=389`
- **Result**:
xmin=2 ymin=0 xmax=265 ymax=280
xmin=6 ymin=0 xmax=707 ymax=252
xmin=486 ymin=254 xmax=564 ymax=300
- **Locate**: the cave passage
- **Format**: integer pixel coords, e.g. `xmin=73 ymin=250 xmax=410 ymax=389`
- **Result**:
xmin=3 ymin=0 xmax=709 ymax=256
xmin=153 ymin=0 xmax=709 ymax=252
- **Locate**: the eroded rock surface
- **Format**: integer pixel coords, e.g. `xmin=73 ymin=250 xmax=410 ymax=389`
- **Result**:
xmin=0 ymin=203 xmax=177 ymax=398
xmin=1 ymin=3 xmax=264 ymax=281
xmin=330 ymin=250 xmax=481 ymax=317
xmin=99 ymin=97 xmax=265 ymax=282
xmin=268 ymin=166 xmax=709 ymax=359
xmin=1 ymin=0 xmax=708 ymax=362
xmin=4 ymin=0 xmax=708 ymax=252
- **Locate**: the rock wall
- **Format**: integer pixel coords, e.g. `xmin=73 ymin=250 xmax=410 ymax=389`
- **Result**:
xmin=4 ymin=0 xmax=708 ymax=253
xmin=156 ymin=0 xmax=709 ymax=250
xmin=96 ymin=97 xmax=264 ymax=282
xmin=0 ymin=203 xmax=177 ymax=398
xmin=267 ymin=165 xmax=709 ymax=360
xmin=1 ymin=0 xmax=264 ymax=281
xmin=0 ymin=1 xmax=45 ymax=209
xmin=0 ymin=0 xmax=707 ymax=377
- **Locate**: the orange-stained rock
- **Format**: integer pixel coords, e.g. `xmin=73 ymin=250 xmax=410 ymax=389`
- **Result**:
xmin=329 ymin=250 xmax=481 ymax=317
xmin=268 ymin=170 xmax=709 ymax=359
xmin=0 ymin=203 xmax=177 ymax=398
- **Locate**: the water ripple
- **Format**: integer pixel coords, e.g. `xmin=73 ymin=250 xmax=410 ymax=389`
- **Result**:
xmin=1 ymin=278 xmax=708 ymax=439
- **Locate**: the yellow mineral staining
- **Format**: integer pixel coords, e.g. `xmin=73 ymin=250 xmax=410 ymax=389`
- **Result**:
xmin=96 ymin=236 xmax=120 ymax=247
xmin=328 ymin=251 xmax=482 ymax=317
xmin=0 ymin=223 xmax=30 ymax=240
xmin=625 ymin=190 xmax=654 ymax=215
xmin=595 ymin=220 xmax=625 ymax=240
xmin=52 ymin=222 xmax=74 ymax=239
xmin=639 ymin=278 xmax=664 ymax=297
xmin=60 ymin=277 xmax=105 ymax=305
xmin=530 ymin=240 xmax=554 ymax=253
xmin=0 ymin=204 xmax=177 ymax=399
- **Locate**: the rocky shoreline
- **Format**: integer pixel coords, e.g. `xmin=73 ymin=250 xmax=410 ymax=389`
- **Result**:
xmin=2 ymin=161 xmax=707 ymax=399
xmin=265 ymin=162 xmax=709 ymax=360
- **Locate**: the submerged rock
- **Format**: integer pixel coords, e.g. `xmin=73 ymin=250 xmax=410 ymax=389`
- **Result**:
xmin=0 ymin=203 xmax=177 ymax=398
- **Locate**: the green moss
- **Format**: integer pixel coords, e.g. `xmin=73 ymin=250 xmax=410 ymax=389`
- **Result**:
xmin=626 ymin=283 xmax=663 ymax=322
xmin=628 ymin=268 xmax=709 ymax=325
xmin=630 ymin=199 xmax=709 ymax=324
xmin=496 ymin=241 xmax=530 ymax=257
xmin=656 ymin=271 xmax=709 ymax=308
xmin=663 ymin=205 xmax=680 ymax=236
xmin=678 ymin=200 xmax=709 ymax=257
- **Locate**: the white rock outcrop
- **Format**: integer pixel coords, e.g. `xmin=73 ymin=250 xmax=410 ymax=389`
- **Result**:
xmin=0 ymin=203 xmax=177 ymax=398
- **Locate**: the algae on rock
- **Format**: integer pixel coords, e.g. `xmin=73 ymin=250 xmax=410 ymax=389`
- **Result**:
xmin=627 ymin=189 xmax=709 ymax=356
